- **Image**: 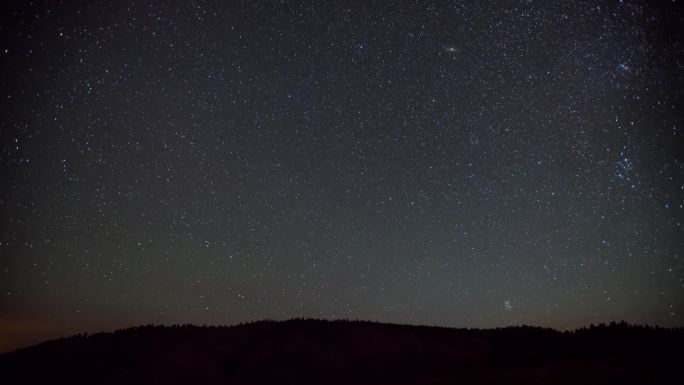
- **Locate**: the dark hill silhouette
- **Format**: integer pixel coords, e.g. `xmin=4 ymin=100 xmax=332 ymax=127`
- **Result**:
xmin=1 ymin=319 xmax=682 ymax=384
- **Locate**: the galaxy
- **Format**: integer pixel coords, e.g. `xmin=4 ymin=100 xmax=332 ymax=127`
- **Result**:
xmin=0 ymin=0 xmax=682 ymax=353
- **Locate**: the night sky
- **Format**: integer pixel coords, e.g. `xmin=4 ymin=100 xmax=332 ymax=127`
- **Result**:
xmin=1 ymin=0 xmax=683 ymax=352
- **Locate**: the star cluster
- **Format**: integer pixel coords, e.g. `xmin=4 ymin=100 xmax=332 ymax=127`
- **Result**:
xmin=0 ymin=0 xmax=682 ymax=352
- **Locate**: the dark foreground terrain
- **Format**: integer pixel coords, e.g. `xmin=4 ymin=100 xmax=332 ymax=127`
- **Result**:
xmin=1 ymin=319 xmax=682 ymax=384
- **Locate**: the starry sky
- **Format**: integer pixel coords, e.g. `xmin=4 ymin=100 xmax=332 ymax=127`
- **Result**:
xmin=1 ymin=0 xmax=683 ymax=352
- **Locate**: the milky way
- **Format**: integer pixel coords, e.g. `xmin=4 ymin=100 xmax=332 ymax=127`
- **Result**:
xmin=1 ymin=0 xmax=682 ymax=352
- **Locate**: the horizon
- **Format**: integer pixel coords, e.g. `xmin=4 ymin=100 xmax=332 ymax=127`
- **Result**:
xmin=2 ymin=316 xmax=680 ymax=354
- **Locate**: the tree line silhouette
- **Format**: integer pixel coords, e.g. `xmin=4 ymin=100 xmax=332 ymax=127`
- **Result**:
xmin=1 ymin=318 xmax=682 ymax=384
